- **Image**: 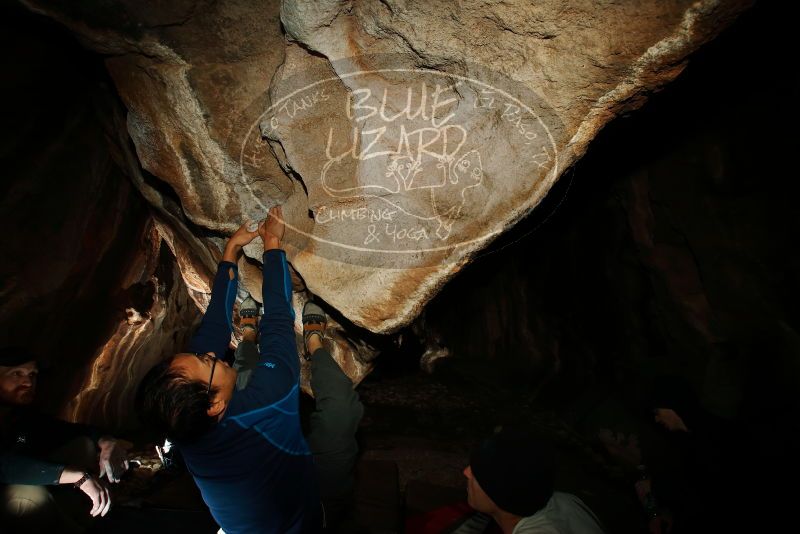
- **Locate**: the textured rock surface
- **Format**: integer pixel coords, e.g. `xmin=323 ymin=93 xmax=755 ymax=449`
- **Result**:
xmin=108 ymin=99 xmax=374 ymax=395
xmin=20 ymin=0 xmax=753 ymax=338
xmin=420 ymin=1 xmax=800 ymax=432
xmin=67 ymin=227 xmax=202 ymax=430
xmin=0 ymin=5 xmax=357 ymax=434
xmin=5 ymin=6 xmax=797 ymax=517
xmin=0 ymin=11 xmax=165 ymax=420
xmin=18 ymin=0 xmax=749 ymax=338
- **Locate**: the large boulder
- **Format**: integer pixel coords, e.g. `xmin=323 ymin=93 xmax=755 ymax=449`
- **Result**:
xmin=20 ymin=0 xmax=752 ymax=363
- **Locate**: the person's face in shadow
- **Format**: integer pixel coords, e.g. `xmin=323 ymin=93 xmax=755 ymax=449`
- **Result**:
xmin=0 ymin=361 xmax=38 ymax=406
xmin=654 ymin=408 xmax=689 ymax=432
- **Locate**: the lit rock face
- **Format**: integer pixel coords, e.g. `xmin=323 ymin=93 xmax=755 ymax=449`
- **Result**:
xmin=67 ymin=226 xmax=202 ymax=430
xmin=108 ymin=102 xmax=374 ymax=396
xmin=0 ymin=16 xmax=180 ymax=425
xmin=22 ymin=0 xmax=752 ymax=340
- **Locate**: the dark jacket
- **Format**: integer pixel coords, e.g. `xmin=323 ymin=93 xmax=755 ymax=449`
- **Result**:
xmin=0 ymin=408 xmax=99 ymax=485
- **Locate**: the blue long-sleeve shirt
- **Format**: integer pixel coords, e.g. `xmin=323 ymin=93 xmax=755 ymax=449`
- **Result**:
xmin=182 ymin=250 xmax=320 ymax=534
xmin=187 ymin=259 xmax=239 ymax=360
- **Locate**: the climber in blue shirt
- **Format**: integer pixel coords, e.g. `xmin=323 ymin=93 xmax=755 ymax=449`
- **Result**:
xmin=137 ymin=206 xmax=346 ymax=533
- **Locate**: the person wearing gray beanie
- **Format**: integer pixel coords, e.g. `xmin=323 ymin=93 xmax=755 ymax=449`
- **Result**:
xmin=462 ymin=427 xmax=606 ymax=534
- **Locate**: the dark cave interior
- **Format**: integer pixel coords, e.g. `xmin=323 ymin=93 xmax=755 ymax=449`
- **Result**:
xmin=1 ymin=1 xmax=798 ymax=533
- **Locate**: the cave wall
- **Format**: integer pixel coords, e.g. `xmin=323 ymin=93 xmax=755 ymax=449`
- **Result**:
xmin=5 ymin=0 xmax=793 ymax=438
xmin=422 ymin=2 xmax=800 ymax=451
xmin=0 ymin=6 xmax=201 ymax=431
xmin=17 ymin=0 xmax=754 ymax=344
xmin=8 ymin=0 xmax=756 ymax=397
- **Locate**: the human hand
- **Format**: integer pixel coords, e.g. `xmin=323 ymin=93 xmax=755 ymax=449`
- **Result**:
xmin=598 ymin=428 xmax=642 ymax=467
xmin=258 ymin=206 xmax=284 ymax=250
xmin=97 ymin=436 xmax=130 ymax=483
xmin=222 ymin=220 xmax=262 ymax=262
xmin=78 ymin=473 xmax=112 ymax=517
xmin=227 ymin=220 xmax=261 ymax=249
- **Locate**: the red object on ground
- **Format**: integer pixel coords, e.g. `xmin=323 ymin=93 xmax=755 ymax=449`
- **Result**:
xmin=405 ymin=502 xmax=502 ymax=533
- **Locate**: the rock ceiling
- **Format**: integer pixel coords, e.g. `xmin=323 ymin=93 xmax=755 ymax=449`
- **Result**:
xmin=21 ymin=0 xmax=753 ymax=378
